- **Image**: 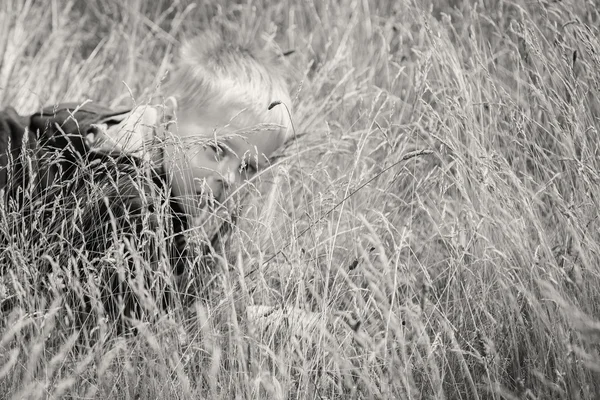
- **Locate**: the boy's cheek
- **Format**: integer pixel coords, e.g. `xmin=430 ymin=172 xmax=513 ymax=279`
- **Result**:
xmin=164 ymin=146 xmax=247 ymax=224
xmin=165 ymin=160 xmax=222 ymax=213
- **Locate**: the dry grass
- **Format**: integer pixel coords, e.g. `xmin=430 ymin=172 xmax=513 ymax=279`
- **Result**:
xmin=2 ymin=0 xmax=600 ymax=398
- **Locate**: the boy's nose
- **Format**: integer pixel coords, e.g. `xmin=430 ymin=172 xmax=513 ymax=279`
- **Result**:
xmin=207 ymin=160 xmax=241 ymax=202
xmin=220 ymin=168 xmax=239 ymax=188
xmin=219 ymin=157 xmax=242 ymax=184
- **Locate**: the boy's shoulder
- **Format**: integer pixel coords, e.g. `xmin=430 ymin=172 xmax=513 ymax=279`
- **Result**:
xmin=28 ymin=102 xmax=133 ymax=162
xmin=30 ymin=102 xmax=132 ymax=136
xmin=34 ymin=102 xmax=128 ymax=117
xmin=29 ymin=102 xmax=166 ymax=162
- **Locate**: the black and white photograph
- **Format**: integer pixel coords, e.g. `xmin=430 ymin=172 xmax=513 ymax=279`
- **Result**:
xmin=0 ymin=0 xmax=599 ymax=398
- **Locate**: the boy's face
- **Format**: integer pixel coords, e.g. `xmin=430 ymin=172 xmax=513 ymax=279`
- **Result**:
xmin=163 ymin=109 xmax=286 ymax=225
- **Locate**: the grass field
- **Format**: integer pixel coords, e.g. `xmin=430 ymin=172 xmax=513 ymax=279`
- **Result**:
xmin=2 ymin=0 xmax=600 ymax=398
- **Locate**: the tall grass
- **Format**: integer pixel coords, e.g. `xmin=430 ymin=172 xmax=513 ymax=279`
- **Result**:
xmin=2 ymin=0 xmax=600 ymax=398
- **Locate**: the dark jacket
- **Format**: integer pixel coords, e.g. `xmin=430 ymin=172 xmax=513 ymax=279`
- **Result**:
xmin=0 ymin=103 xmax=198 ymax=324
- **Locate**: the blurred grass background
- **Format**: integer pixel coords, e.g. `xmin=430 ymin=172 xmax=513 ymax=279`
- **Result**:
xmin=2 ymin=0 xmax=600 ymax=398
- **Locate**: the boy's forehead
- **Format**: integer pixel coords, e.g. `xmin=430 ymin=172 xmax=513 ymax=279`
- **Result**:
xmin=226 ymin=132 xmax=284 ymax=160
xmin=172 ymin=111 xmax=286 ymax=158
xmin=172 ymin=108 xmax=231 ymax=136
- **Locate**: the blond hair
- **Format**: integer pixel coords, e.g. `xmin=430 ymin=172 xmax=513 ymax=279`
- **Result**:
xmin=165 ymin=32 xmax=291 ymax=139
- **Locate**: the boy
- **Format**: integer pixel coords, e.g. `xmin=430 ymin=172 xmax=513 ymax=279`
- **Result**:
xmin=91 ymin=32 xmax=291 ymax=232
xmin=0 ymin=32 xmax=292 ymax=321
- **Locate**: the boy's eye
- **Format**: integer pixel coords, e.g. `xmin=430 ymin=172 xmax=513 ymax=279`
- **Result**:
xmin=208 ymin=143 xmax=225 ymax=158
xmin=240 ymin=162 xmax=257 ymax=175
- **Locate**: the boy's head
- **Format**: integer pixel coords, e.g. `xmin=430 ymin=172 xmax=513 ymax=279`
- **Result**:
xmin=162 ymin=32 xmax=292 ymax=225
